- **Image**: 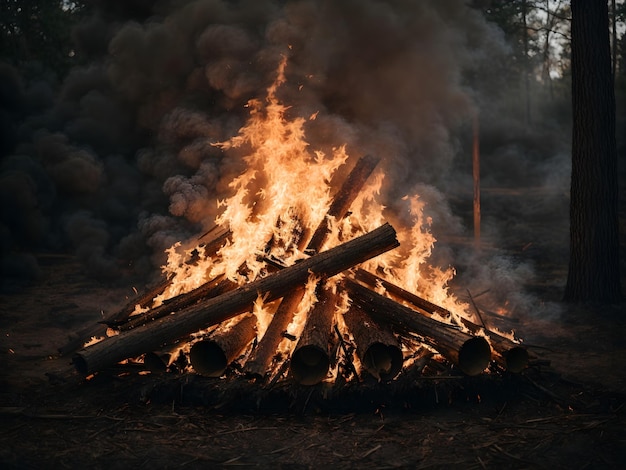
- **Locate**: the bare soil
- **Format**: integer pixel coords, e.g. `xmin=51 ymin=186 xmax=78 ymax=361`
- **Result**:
xmin=1 ymin=252 xmax=625 ymax=470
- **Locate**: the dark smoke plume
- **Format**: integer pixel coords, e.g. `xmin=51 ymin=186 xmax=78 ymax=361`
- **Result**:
xmin=1 ymin=0 xmax=570 ymax=320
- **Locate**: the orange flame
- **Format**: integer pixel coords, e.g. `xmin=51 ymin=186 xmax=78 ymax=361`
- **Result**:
xmin=150 ymin=57 xmax=488 ymax=374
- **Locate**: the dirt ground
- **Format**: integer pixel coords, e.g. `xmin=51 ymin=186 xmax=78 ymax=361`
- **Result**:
xmin=1 ymin=249 xmax=626 ymax=469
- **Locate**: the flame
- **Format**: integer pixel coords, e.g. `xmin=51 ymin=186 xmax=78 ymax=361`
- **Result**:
xmin=142 ymin=56 xmax=492 ymax=379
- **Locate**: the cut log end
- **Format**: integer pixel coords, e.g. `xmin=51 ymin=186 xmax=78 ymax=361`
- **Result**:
xmin=457 ymin=336 xmax=491 ymax=376
xmin=502 ymin=346 xmax=529 ymax=374
xmin=72 ymin=354 xmax=89 ymax=375
xmin=362 ymin=342 xmax=403 ymax=382
xmin=290 ymin=345 xmax=330 ymax=385
xmin=189 ymin=341 xmax=229 ymax=377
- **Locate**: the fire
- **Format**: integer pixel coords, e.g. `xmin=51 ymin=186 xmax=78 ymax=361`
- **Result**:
xmin=139 ymin=57 xmax=498 ymax=380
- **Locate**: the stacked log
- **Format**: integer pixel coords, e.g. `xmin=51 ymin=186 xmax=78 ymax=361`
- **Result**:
xmin=342 ymin=303 xmax=403 ymax=382
xmin=352 ymin=269 xmax=528 ymax=373
xmin=343 ymin=279 xmax=492 ymax=377
xmin=189 ymin=314 xmax=258 ymax=377
xmin=246 ymin=154 xmax=380 ymax=380
xmin=290 ymin=284 xmax=337 ymax=385
xmin=73 ymin=222 xmax=400 ymax=375
xmin=68 ymin=152 xmax=526 ymax=388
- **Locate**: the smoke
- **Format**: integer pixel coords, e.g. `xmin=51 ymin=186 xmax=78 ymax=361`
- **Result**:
xmin=1 ymin=0 xmax=571 ymax=317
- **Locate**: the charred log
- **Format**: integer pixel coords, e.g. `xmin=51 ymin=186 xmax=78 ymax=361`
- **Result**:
xmin=118 ymin=274 xmax=233 ymax=331
xmin=73 ymin=223 xmax=399 ymax=375
xmin=290 ymin=284 xmax=337 ymax=386
xmin=306 ymin=154 xmax=380 ymax=254
xmin=189 ymin=313 xmax=258 ymax=377
xmin=352 ymin=269 xmax=527 ymax=372
xmin=342 ymin=303 xmax=403 ymax=382
xmin=245 ymin=287 xmax=305 ymax=380
xmin=343 ymin=279 xmax=491 ymax=376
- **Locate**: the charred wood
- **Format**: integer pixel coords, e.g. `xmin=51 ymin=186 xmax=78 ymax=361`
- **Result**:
xmin=189 ymin=313 xmax=258 ymax=377
xmin=290 ymin=284 xmax=337 ymax=386
xmin=118 ymin=274 xmax=233 ymax=331
xmin=306 ymin=154 xmax=380 ymax=254
xmin=73 ymin=223 xmax=399 ymax=375
xmin=342 ymin=303 xmax=403 ymax=382
xmin=245 ymin=287 xmax=305 ymax=380
xmin=353 ymin=269 xmax=528 ymax=372
xmin=343 ymin=279 xmax=491 ymax=376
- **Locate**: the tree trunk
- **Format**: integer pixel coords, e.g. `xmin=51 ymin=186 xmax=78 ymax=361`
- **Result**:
xmin=565 ymin=0 xmax=622 ymax=303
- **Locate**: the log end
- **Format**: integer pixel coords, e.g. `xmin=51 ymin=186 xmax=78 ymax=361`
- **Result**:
xmin=72 ymin=353 xmax=89 ymax=376
xmin=189 ymin=341 xmax=229 ymax=377
xmin=290 ymin=345 xmax=330 ymax=386
xmin=503 ymin=346 xmax=529 ymax=373
xmin=362 ymin=342 xmax=403 ymax=382
xmin=458 ymin=337 xmax=491 ymax=376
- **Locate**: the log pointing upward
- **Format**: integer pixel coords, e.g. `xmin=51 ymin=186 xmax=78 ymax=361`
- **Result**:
xmin=73 ymin=223 xmax=399 ymax=375
xmin=246 ymin=154 xmax=381 ymax=378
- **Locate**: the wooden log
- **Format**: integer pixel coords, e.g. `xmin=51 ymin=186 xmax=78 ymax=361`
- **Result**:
xmin=189 ymin=313 xmax=257 ymax=377
xmin=352 ymin=269 xmax=528 ymax=372
xmin=118 ymin=274 xmax=233 ymax=331
xmin=289 ymin=284 xmax=337 ymax=385
xmin=198 ymin=224 xmax=232 ymax=256
xmin=306 ymin=154 xmax=380 ymax=254
xmin=343 ymin=279 xmax=491 ymax=376
xmin=354 ymin=268 xmax=452 ymax=318
xmin=342 ymin=303 xmax=403 ymax=382
xmin=244 ymin=286 xmax=305 ymax=379
xmin=59 ymin=226 xmax=232 ymax=355
xmin=57 ymin=277 xmax=172 ymax=356
xmin=73 ymin=223 xmax=399 ymax=375
xmin=245 ymin=155 xmax=381 ymax=379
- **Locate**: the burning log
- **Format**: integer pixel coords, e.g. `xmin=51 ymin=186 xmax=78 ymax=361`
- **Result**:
xmin=343 ymin=279 xmax=491 ymax=376
xmin=354 ymin=268 xmax=451 ymax=318
xmin=117 ymin=274 xmax=233 ymax=331
xmin=353 ymin=269 xmax=528 ymax=373
xmin=244 ymin=286 xmax=305 ymax=379
xmin=73 ymin=222 xmax=399 ymax=375
xmin=245 ymin=155 xmax=381 ymax=379
xmin=306 ymin=154 xmax=380 ymax=254
xmin=189 ymin=313 xmax=258 ymax=377
xmin=342 ymin=303 xmax=403 ymax=382
xmin=290 ymin=284 xmax=337 ymax=385
xmin=57 ymin=277 xmax=172 ymax=356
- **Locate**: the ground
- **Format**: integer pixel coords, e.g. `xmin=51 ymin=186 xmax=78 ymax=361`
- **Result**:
xmin=1 ymin=246 xmax=625 ymax=469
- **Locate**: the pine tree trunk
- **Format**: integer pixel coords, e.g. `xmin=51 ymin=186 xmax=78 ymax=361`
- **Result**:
xmin=565 ymin=0 xmax=622 ymax=303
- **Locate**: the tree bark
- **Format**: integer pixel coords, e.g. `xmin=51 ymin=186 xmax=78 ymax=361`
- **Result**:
xmin=352 ymin=269 xmax=527 ymax=372
xmin=290 ymin=284 xmax=338 ymax=385
xmin=343 ymin=279 xmax=491 ymax=376
xmin=189 ymin=313 xmax=258 ymax=377
xmin=73 ymin=223 xmax=399 ymax=375
xmin=565 ymin=0 xmax=621 ymax=303
xmin=342 ymin=303 xmax=403 ymax=382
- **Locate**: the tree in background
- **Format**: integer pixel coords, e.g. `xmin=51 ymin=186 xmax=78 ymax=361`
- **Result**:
xmin=0 ymin=1 xmax=88 ymax=78
xmin=564 ymin=0 xmax=622 ymax=303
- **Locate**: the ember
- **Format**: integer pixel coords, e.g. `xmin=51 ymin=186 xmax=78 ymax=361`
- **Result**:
xmin=68 ymin=59 xmax=527 ymax=387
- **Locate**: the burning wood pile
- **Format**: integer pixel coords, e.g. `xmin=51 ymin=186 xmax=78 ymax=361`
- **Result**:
xmin=66 ymin=65 xmax=528 ymax=388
